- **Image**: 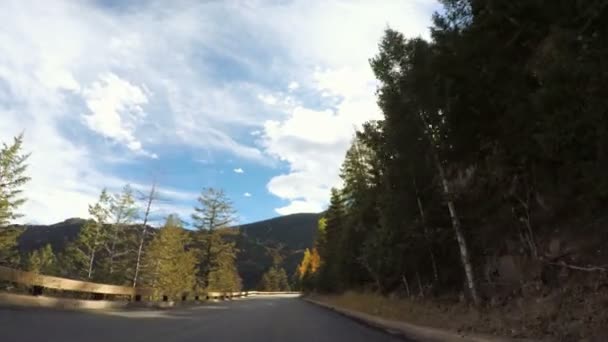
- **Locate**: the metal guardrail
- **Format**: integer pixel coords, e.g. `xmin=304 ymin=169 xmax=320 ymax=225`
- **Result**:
xmin=0 ymin=265 xmax=298 ymax=303
xmin=0 ymin=265 xmax=151 ymax=297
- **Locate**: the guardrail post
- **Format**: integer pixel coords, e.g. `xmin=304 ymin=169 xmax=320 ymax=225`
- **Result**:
xmin=134 ymin=294 xmax=142 ymax=302
xmin=181 ymin=294 xmax=187 ymax=302
xmin=162 ymin=295 xmax=168 ymax=302
xmin=31 ymin=285 xmax=43 ymax=296
xmin=92 ymin=293 xmax=105 ymax=300
xmin=194 ymin=295 xmax=200 ymax=301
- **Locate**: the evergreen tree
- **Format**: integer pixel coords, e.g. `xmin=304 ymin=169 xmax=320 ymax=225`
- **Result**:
xmin=339 ymin=135 xmax=382 ymax=288
xmin=132 ymin=182 xmax=158 ymax=287
xmin=142 ymin=215 xmax=196 ymax=299
xmin=66 ymin=190 xmax=111 ymax=280
xmin=206 ymin=229 xmax=242 ymax=292
xmin=26 ymin=244 xmax=56 ymax=274
xmin=0 ymin=134 xmax=30 ymax=266
xmin=275 ymin=267 xmax=290 ymax=291
xmin=316 ymin=189 xmax=346 ymax=292
xmin=102 ymin=185 xmax=138 ymax=283
xmin=192 ymin=188 xmax=242 ymax=291
xmin=259 ymin=266 xmax=290 ymax=291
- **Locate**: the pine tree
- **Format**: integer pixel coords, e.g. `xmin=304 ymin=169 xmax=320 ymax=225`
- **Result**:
xmin=276 ymin=267 xmax=290 ymax=291
xmin=132 ymin=182 xmax=159 ymax=287
xmin=259 ymin=266 xmax=290 ymax=291
xmin=339 ymin=135 xmax=382 ymax=288
xmin=26 ymin=244 xmax=56 ymax=275
xmin=0 ymin=134 xmax=30 ymax=266
xmin=259 ymin=267 xmax=278 ymax=291
xmin=206 ymin=229 xmax=242 ymax=292
xmin=192 ymin=188 xmax=242 ymax=291
xmin=0 ymin=134 xmax=30 ymax=226
xmin=102 ymin=185 xmax=138 ymax=283
xmin=142 ymin=215 xmax=196 ymax=299
xmin=67 ymin=190 xmax=111 ymax=280
xmin=316 ymin=189 xmax=346 ymax=292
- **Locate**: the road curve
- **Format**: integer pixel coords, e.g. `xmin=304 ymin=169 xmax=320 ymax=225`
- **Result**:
xmin=0 ymin=295 xmax=409 ymax=342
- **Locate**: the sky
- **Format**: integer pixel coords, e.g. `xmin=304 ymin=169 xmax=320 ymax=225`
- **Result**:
xmin=0 ymin=0 xmax=439 ymax=226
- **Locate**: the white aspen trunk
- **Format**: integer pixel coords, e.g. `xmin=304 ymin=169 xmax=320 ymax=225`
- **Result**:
xmin=132 ymin=183 xmax=156 ymax=287
xmin=416 ymin=271 xmax=424 ymax=298
xmin=402 ymin=274 xmax=411 ymax=298
xmin=107 ymin=208 xmax=125 ymax=277
xmin=87 ymin=222 xmax=102 ymax=279
xmin=413 ymin=175 xmax=440 ymax=284
xmin=108 ymin=233 xmax=117 ymax=276
xmin=435 ymin=153 xmax=480 ymax=305
xmin=87 ymin=250 xmax=95 ymax=279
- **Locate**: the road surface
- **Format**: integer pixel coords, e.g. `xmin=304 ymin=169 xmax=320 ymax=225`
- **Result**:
xmin=0 ymin=295 xmax=409 ymax=342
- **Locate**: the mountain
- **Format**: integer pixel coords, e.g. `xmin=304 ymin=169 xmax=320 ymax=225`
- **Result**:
xmin=15 ymin=213 xmax=321 ymax=289
xmin=16 ymin=218 xmax=87 ymax=253
xmin=236 ymin=213 xmax=321 ymax=288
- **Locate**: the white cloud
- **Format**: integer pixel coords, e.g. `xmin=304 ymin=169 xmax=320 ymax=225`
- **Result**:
xmin=258 ymin=94 xmax=278 ymax=105
xmin=288 ymin=81 xmax=299 ymax=91
xmin=0 ymin=0 xmax=437 ymax=222
xmin=275 ymin=200 xmax=323 ymax=215
xmin=233 ymin=168 xmax=245 ymax=174
xmin=82 ymin=73 xmax=154 ymax=157
xmin=243 ymin=192 xmax=252 ymax=197
xmin=257 ymin=0 xmax=436 ymax=215
xmin=261 ymin=67 xmax=387 ymax=214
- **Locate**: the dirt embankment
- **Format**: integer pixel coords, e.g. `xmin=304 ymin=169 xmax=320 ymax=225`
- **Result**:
xmin=311 ymin=285 xmax=608 ymax=341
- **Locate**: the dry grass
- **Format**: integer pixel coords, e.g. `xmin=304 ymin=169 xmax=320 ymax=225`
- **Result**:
xmin=310 ymin=289 xmax=608 ymax=341
xmin=311 ymin=292 xmax=478 ymax=333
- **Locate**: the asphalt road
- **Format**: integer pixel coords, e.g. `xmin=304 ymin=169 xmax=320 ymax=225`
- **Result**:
xmin=0 ymin=295 xmax=409 ymax=342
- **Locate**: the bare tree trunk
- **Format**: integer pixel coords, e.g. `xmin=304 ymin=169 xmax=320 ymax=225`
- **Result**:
xmin=402 ymin=274 xmax=411 ymax=298
xmin=107 ymin=207 xmax=126 ymax=277
xmin=514 ymin=185 xmax=538 ymax=258
xmin=434 ymin=153 xmax=480 ymax=305
xmin=86 ymin=221 xmax=103 ymax=279
xmin=416 ymin=271 xmax=424 ymax=298
xmin=132 ymin=182 xmax=156 ymax=287
xmin=361 ymin=258 xmax=382 ymax=292
xmin=108 ymin=231 xmax=117 ymax=276
xmin=412 ymin=174 xmax=440 ymax=284
xmin=87 ymin=250 xmax=95 ymax=279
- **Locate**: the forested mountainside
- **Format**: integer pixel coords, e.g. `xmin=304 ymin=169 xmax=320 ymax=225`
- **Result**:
xmin=15 ymin=213 xmax=320 ymax=289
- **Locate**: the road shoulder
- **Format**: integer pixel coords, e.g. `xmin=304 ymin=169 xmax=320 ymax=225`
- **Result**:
xmin=303 ymin=298 xmax=531 ymax=342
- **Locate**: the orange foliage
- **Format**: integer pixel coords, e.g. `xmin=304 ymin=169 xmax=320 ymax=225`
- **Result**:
xmin=298 ymin=247 xmax=322 ymax=280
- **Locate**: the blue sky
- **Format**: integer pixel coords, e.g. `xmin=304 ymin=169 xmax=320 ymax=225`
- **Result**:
xmin=0 ymin=0 xmax=439 ymax=225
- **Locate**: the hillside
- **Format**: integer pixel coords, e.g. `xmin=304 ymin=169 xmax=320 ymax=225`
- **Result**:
xmin=236 ymin=213 xmax=321 ymax=289
xmin=15 ymin=213 xmax=321 ymax=289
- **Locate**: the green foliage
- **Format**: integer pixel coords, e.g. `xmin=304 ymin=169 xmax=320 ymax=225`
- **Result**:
xmin=142 ymin=215 xmax=197 ymax=299
xmin=66 ymin=190 xmax=111 ymax=280
xmin=0 ymin=134 xmax=30 ymax=266
xmin=258 ymin=266 xmax=290 ymax=291
xmin=307 ymin=1 xmax=608 ymax=303
xmin=63 ymin=186 xmax=140 ymax=284
xmin=26 ymin=244 xmax=56 ymax=274
xmin=193 ymin=187 xmax=242 ymax=291
xmin=192 ymin=188 xmax=236 ymax=231
xmin=100 ymin=185 xmax=138 ymax=283
xmin=204 ymin=229 xmax=242 ymax=292
xmin=0 ymin=227 xmax=21 ymax=267
xmin=315 ymin=189 xmax=347 ymax=292
xmin=0 ymin=134 xmax=31 ymax=227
